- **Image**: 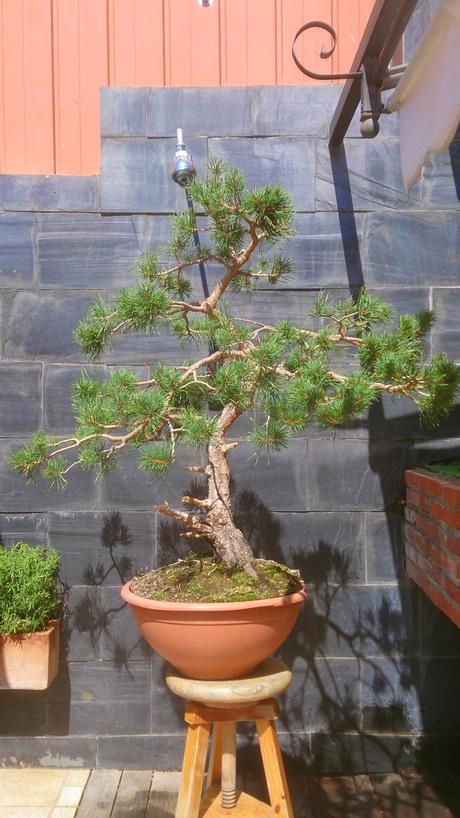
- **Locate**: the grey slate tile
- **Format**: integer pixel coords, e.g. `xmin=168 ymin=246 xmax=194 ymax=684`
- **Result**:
xmin=306 ymin=438 xmax=406 ymax=512
xmin=100 ymin=137 xmax=207 ymax=213
xmin=421 ymin=139 xmax=460 ymax=209
xmin=64 ymin=586 xmax=102 ymax=662
xmin=0 ymin=175 xmax=99 ymax=212
xmin=316 ymin=138 xmax=421 ymax=211
xmin=365 ymin=512 xmax=405 ymax=584
xmin=101 ymin=586 xmax=152 ymax=661
xmin=309 ymin=732 xmax=417 ymax=775
xmin=280 ymin=655 xmax=361 ymax=733
xmin=43 ymin=364 xmax=106 ymax=434
xmin=418 ymin=658 xmax=460 ymax=732
xmin=272 ymin=212 xmax=365 ymax=289
xmin=0 ymin=363 xmax=42 ymax=434
xmin=48 ymin=510 xmax=155 ymax=586
xmin=363 ymin=211 xmax=460 ymax=285
xmin=47 ymin=661 xmax=152 ymax=736
xmin=253 ymin=85 xmax=343 ymax=138
xmin=1 ymin=439 xmax=98 ymax=512
xmin=147 ymin=87 xmax=253 ymax=137
xmin=100 ymin=88 xmax=147 ymax=137
xmin=0 ymin=737 xmax=97 ymax=768
xmin=0 ymin=212 xmax=36 ymax=288
xmin=296 ymin=585 xmax=418 ymax=658
xmin=0 ymin=512 xmax=47 ymax=547
xmin=38 ymin=214 xmax=145 ymax=288
xmin=228 ymin=441 xmax=308 ymax=512
xmin=250 ymin=512 xmax=366 ymax=584
xmin=432 ymin=287 xmax=460 ymax=361
xmin=98 ymin=735 xmax=183 ymax=769
xmin=1 ymin=290 xmax=95 ymax=361
xmin=209 ymin=137 xmax=316 ymax=211
xmin=362 ymin=657 xmax=421 ymax=733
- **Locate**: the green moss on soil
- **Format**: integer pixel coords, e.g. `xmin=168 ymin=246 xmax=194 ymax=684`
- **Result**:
xmin=130 ymin=556 xmax=302 ymax=603
xmin=425 ymin=460 xmax=460 ymax=479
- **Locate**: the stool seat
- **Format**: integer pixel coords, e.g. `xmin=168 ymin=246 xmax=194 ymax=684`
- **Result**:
xmin=166 ymin=657 xmax=291 ymax=707
xmin=169 ymin=658 xmax=294 ymax=818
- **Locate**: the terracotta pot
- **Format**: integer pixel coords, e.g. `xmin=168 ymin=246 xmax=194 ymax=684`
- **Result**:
xmin=0 ymin=620 xmax=60 ymax=690
xmin=121 ymin=582 xmax=306 ymax=680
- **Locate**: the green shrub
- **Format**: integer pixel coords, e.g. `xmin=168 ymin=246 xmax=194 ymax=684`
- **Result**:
xmin=0 ymin=542 xmax=60 ymax=635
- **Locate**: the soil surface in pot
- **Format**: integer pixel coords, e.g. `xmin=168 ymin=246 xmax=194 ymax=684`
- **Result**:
xmin=130 ymin=556 xmax=302 ymax=603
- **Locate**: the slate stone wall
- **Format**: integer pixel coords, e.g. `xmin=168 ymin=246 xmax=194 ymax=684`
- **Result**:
xmin=0 ymin=83 xmax=459 ymax=774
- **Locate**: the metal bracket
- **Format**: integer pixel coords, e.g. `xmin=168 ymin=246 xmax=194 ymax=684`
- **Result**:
xmin=292 ymin=21 xmax=407 ymax=140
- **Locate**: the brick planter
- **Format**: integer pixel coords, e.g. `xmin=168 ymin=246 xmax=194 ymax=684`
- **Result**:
xmin=404 ymin=468 xmax=460 ymax=628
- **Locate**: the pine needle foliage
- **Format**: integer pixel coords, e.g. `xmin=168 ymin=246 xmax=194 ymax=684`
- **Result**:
xmin=9 ymin=161 xmax=459 ymax=497
xmin=0 ymin=543 xmax=60 ymax=634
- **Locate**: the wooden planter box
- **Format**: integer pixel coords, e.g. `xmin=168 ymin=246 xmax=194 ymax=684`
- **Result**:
xmin=0 ymin=620 xmax=60 ymax=690
xmin=405 ymin=468 xmax=460 ymax=628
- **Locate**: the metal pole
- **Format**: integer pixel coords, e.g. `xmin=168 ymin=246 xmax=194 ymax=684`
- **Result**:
xmin=171 ymin=128 xmax=210 ymax=300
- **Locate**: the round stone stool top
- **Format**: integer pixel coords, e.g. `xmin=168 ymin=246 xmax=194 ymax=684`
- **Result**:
xmin=165 ymin=657 xmax=291 ymax=707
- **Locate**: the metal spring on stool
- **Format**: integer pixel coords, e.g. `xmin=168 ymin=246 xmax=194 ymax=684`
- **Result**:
xmin=221 ymin=788 xmax=237 ymax=809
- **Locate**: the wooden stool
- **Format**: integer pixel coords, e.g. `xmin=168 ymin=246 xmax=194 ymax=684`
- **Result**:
xmin=166 ymin=657 xmax=294 ymax=818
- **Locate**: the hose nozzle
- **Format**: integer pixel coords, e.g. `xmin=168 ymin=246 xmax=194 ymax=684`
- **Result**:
xmin=171 ymin=128 xmax=196 ymax=188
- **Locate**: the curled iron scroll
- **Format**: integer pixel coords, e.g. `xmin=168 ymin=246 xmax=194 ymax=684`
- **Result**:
xmin=292 ymin=21 xmax=363 ymax=81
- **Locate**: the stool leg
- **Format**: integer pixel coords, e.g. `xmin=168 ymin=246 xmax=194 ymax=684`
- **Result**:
xmin=206 ymin=723 xmax=224 ymax=791
xmin=175 ymin=723 xmax=210 ymax=818
xmin=221 ymin=722 xmax=237 ymax=809
xmin=256 ymin=719 xmax=294 ymax=818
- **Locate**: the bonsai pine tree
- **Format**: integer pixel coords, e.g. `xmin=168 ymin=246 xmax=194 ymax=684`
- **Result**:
xmin=11 ymin=161 xmax=459 ymax=578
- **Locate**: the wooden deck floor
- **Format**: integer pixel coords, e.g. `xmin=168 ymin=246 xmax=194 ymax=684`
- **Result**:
xmin=75 ymin=770 xmax=460 ymax=817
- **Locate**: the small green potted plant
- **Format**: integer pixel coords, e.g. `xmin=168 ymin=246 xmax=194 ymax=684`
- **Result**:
xmin=10 ymin=162 xmax=459 ymax=679
xmin=0 ymin=542 xmax=60 ymax=690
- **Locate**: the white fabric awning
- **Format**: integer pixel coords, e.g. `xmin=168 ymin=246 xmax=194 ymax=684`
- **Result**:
xmin=387 ymin=0 xmax=460 ymax=192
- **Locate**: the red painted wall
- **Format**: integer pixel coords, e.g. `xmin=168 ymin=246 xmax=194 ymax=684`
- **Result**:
xmin=0 ymin=0 xmax=375 ymax=175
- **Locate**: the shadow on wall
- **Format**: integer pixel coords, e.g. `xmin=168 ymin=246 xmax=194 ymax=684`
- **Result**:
xmin=307 ymin=135 xmax=460 ymax=812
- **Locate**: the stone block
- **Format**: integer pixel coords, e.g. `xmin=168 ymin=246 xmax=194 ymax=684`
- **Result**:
xmin=258 ymin=512 xmax=366 ymax=584
xmin=0 ymin=213 xmax=36 ymax=288
xmin=0 ymin=513 xmax=47 ymax=547
xmin=421 ymin=139 xmax=460 ymax=209
xmin=98 ymin=735 xmax=183 ymax=770
xmin=100 ymin=443 xmax=204 ymax=509
xmin=363 ymin=211 xmax=460 ymax=285
xmin=417 ymin=658 xmax=460 ymax=732
xmin=297 ymin=585 xmax=417 ymax=658
xmin=0 ymin=737 xmax=97 ymax=768
xmin=63 ymin=586 xmax=102 ymax=662
xmin=228 ymin=441 xmax=308 ymax=512
xmin=0 ymin=175 xmax=99 ymax=212
xmin=271 ymin=212 xmax=365 ymax=289
xmin=46 ymin=661 xmax=152 ymax=736
xmin=362 ymin=657 xmax=421 ymax=733
xmin=280 ymin=655 xmax=361 ymax=733
xmin=209 ymin=137 xmax=316 ymax=211
xmin=365 ymin=512 xmax=405 ymax=583
xmin=101 ymin=586 xmax=152 ymax=661
xmin=147 ymin=87 xmax=253 ymax=137
xmin=1 ymin=290 xmax=94 ymax=361
xmin=151 ymin=656 xmax=184 ymax=733
xmin=100 ymin=88 xmax=147 ymax=137
xmin=309 ymin=732 xmax=417 ymax=775
xmin=48 ymin=511 xmax=155 ymax=586
xmin=0 ymin=363 xmax=42 ymax=434
xmin=38 ymin=214 xmax=145 ymax=288
xmin=316 ymin=139 xmax=421 ymax=211
xmin=306 ymin=439 xmax=406 ymax=512
xmin=404 ymin=0 xmax=439 ymax=61
xmin=43 ymin=365 xmax=106 ymax=434
xmin=100 ymin=137 xmax=207 ymax=213
xmin=0 ymin=692 xmax=47 ymax=736
xmin=253 ymin=85 xmax=342 ymax=138
xmin=420 ymin=593 xmax=460 ymax=657
xmin=432 ymin=287 xmax=460 ymax=361
xmin=1 ymin=440 xmax=98 ymax=513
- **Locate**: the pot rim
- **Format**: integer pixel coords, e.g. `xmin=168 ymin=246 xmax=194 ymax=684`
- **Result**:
xmin=121 ymin=579 xmax=306 ymax=612
xmin=0 ymin=619 xmax=60 ymax=641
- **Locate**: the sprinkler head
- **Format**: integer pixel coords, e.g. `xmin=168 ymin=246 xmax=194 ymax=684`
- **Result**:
xmin=171 ymin=128 xmax=196 ymax=188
